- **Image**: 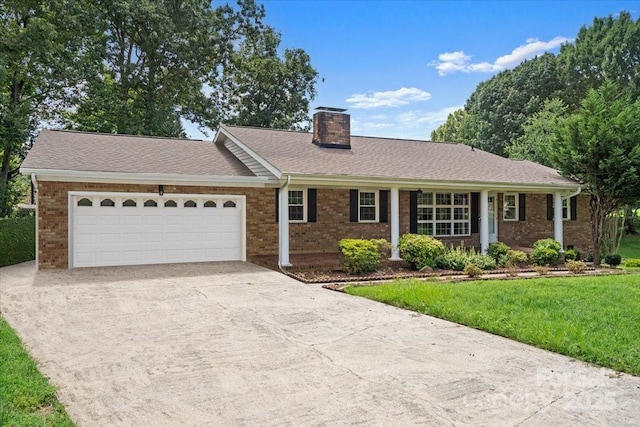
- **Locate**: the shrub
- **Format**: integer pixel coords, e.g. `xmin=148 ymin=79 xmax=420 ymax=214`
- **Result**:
xmin=488 ymin=241 xmax=510 ymax=262
xmin=463 ymin=263 xmax=483 ymax=277
xmin=564 ymin=249 xmax=581 ymax=261
xmin=533 ymin=238 xmax=562 ymax=252
xmin=604 ymin=253 xmax=622 ymax=268
xmin=435 ymin=245 xmax=470 ymax=271
xmin=398 ymin=234 xmax=445 ymax=269
xmin=468 ymin=254 xmax=497 ymax=270
xmin=534 ymin=266 xmax=550 ymax=275
xmin=566 ymin=260 xmax=587 ymax=274
xmin=623 ymin=258 xmax=640 ymax=268
xmin=338 ymin=239 xmax=380 ymax=274
xmin=506 ymin=250 xmax=528 ymax=266
xmin=0 ymin=217 xmax=36 ymax=267
xmin=531 ymin=238 xmax=562 ymax=266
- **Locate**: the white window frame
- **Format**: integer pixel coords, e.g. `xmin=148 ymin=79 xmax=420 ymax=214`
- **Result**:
xmin=562 ymin=198 xmax=570 ymax=221
xmin=358 ymin=190 xmax=378 ymax=223
xmin=417 ymin=191 xmax=471 ymax=237
xmin=288 ymin=188 xmax=307 ymax=223
xmin=503 ymin=193 xmax=518 ymax=221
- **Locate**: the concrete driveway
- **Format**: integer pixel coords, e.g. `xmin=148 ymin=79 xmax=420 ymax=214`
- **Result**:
xmin=1 ymin=261 xmax=639 ymax=426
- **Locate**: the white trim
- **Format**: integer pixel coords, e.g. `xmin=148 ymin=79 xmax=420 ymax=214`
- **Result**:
xmin=390 ymin=188 xmax=401 ymax=260
xmin=216 ymin=127 xmax=282 ymax=179
xmin=278 ymin=177 xmax=291 ymax=267
xmin=554 ymin=191 xmax=564 ymax=249
xmin=503 ymin=193 xmax=519 ymax=221
xmin=31 ymin=173 xmax=39 ymax=270
xmin=480 ymin=190 xmax=489 ymax=254
xmin=20 ymin=168 xmax=273 ymax=187
xmin=283 ymin=173 xmax=581 ymax=193
xmin=358 ymin=190 xmax=379 ymax=223
xmin=287 ymin=188 xmax=308 ymax=223
xmin=67 ymin=191 xmax=246 ymax=268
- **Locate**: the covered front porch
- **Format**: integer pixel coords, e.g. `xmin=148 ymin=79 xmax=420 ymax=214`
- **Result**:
xmin=276 ymin=181 xmax=581 ymax=267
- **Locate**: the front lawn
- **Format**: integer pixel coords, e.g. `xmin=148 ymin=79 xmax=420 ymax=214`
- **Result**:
xmin=619 ymin=234 xmax=640 ymax=260
xmin=346 ymin=274 xmax=640 ymax=375
xmin=0 ymin=315 xmax=74 ymax=426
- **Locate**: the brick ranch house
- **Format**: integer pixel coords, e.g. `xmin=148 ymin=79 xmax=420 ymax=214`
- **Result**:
xmin=20 ymin=108 xmax=591 ymax=269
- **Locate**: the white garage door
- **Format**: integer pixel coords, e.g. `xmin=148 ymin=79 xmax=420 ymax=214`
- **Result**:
xmin=71 ymin=193 xmax=245 ymax=268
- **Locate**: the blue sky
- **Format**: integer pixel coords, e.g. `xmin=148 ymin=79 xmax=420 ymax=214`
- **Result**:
xmin=188 ymin=0 xmax=638 ymax=140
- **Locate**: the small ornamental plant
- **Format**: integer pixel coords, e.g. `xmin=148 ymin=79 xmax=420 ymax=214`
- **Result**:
xmin=338 ymin=238 xmax=381 ymax=274
xmin=566 ymin=260 xmax=587 ymax=274
xmin=604 ymin=253 xmax=622 ymax=268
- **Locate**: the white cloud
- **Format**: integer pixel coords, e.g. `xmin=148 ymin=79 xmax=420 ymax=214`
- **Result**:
xmin=346 ymin=87 xmax=432 ymax=109
xmin=431 ymin=36 xmax=571 ymax=76
xmin=395 ymin=106 xmax=463 ymax=128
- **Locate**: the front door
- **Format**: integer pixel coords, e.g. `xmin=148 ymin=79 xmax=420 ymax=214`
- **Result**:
xmin=488 ymin=194 xmax=498 ymax=243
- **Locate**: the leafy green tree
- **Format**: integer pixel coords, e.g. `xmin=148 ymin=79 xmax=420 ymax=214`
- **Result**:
xmin=553 ymin=82 xmax=640 ymax=265
xmin=216 ymin=27 xmax=318 ymax=130
xmin=558 ymin=11 xmax=640 ymax=108
xmin=430 ymin=109 xmax=468 ymax=142
xmin=507 ymin=98 xmax=568 ymax=166
xmin=0 ymin=0 xmax=97 ymax=216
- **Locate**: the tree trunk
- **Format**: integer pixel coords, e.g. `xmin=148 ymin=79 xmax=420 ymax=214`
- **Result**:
xmin=590 ymin=194 xmax=606 ymax=266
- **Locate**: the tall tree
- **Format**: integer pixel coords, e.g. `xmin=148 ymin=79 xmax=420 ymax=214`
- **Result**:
xmin=506 ymin=98 xmax=568 ymax=166
xmin=0 ymin=0 xmax=97 ymax=216
xmin=66 ymin=0 xmax=269 ymax=137
xmin=552 ymin=82 xmax=640 ymax=265
xmin=215 ymin=27 xmax=317 ymax=130
xmin=430 ymin=109 xmax=468 ymax=142
xmin=558 ymin=11 xmax=640 ymax=108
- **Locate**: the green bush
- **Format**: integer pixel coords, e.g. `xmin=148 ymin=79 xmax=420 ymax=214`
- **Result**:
xmin=0 ymin=216 xmax=36 ymax=267
xmin=506 ymin=250 xmax=528 ymax=266
xmin=488 ymin=241 xmax=510 ymax=262
xmin=604 ymin=253 xmax=622 ymax=268
xmin=338 ymin=238 xmax=381 ymax=274
xmin=435 ymin=245 xmax=470 ymax=271
xmin=468 ymin=254 xmax=497 ymax=270
xmin=531 ymin=238 xmax=562 ymax=266
xmin=463 ymin=263 xmax=483 ymax=277
xmin=564 ymin=248 xmax=581 ymax=261
xmin=566 ymin=260 xmax=587 ymax=274
xmin=398 ymin=234 xmax=445 ymax=269
xmin=623 ymin=258 xmax=640 ymax=268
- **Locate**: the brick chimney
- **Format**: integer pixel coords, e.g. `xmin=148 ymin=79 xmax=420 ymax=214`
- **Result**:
xmin=312 ymin=107 xmax=350 ymax=149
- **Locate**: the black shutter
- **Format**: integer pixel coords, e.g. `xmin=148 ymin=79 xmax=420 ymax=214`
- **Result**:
xmin=379 ymin=190 xmax=389 ymax=223
xmin=546 ymin=194 xmax=553 ymax=220
xmin=409 ymin=191 xmax=418 ymax=233
xmin=518 ymin=193 xmax=526 ymax=221
xmin=471 ymin=192 xmax=479 ymax=234
xmin=349 ymin=190 xmax=359 ymax=222
xmin=275 ymin=188 xmax=279 ymax=222
xmin=308 ymin=189 xmax=317 ymax=222
xmin=570 ymin=196 xmax=577 ymax=221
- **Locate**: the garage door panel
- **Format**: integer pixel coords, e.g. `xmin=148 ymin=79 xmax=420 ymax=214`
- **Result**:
xmin=73 ymin=194 xmax=244 ymax=268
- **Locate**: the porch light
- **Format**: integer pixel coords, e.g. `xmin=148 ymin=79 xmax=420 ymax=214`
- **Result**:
xmin=159 ymin=185 xmax=164 ymax=196
xmin=417 ymin=189 xmax=422 ymax=195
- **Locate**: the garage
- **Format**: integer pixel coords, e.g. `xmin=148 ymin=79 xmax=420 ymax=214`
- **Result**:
xmin=70 ymin=192 xmax=246 ymax=268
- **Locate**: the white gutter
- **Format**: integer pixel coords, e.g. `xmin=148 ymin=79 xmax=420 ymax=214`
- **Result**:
xmin=19 ymin=168 xmax=274 ymax=187
xmin=30 ymin=173 xmax=39 ymax=270
xmin=564 ymin=187 xmax=582 ymax=199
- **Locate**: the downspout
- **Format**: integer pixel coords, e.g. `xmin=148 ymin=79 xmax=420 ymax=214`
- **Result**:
xmin=564 ymin=186 xmax=582 ymax=200
xmin=31 ymin=173 xmax=39 ymax=270
xmin=277 ymin=174 xmax=291 ymax=272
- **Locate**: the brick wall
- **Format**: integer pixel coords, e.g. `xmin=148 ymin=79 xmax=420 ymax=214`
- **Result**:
xmin=498 ymin=193 xmax=592 ymax=254
xmin=312 ymin=111 xmax=350 ymax=148
xmin=36 ymin=183 xmax=592 ymax=269
xmin=37 ymin=182 xmax=278 ymax=269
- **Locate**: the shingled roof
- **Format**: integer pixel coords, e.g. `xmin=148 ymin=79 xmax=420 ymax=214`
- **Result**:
xmin=219 ymin=125 xmax=579 ymax=188
xmin=22 ymin=129 xmax=253 ymax=177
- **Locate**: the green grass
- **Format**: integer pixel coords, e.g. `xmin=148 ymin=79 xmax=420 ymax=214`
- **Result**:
xmin=0 ymin=216 xmax=36 ymax=267
xmin=346 ymin=274 xmax=640 ymax=375
xmin=0 ymin=315 xmax=74 ymax=426
xmin=619 ymin=234 xmax=640 ymax=260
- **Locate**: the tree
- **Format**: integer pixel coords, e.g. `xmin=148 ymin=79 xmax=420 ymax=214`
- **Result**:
xmin=0 ymin=0 xmax=97 ymax=216
xmin=506 ymin=98 xmax=568 ymax=166
xmin=215 ymin=27 xmax=317 ymax=130
xmin=552 ymin=81 xmax=640 ymax=265
xmin=558 ymin=11 xmax=640 ymax=108
xmin=430 ymin=109 xmax=468 ymax=142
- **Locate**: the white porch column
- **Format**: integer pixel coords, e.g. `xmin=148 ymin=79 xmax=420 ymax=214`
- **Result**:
xmin=278 ymin=182 xmax=291 ymax=267
xmin=553 ymin=191 xmax=564 ymax=250
xmin=390 ymin=187 xmax=401 ymax=260
xmin=480 ymin=190 xmax=489 ymax=253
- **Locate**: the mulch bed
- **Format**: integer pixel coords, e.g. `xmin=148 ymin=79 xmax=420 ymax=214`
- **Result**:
xmin=286 ymin=265 xmax=601 ymax=284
